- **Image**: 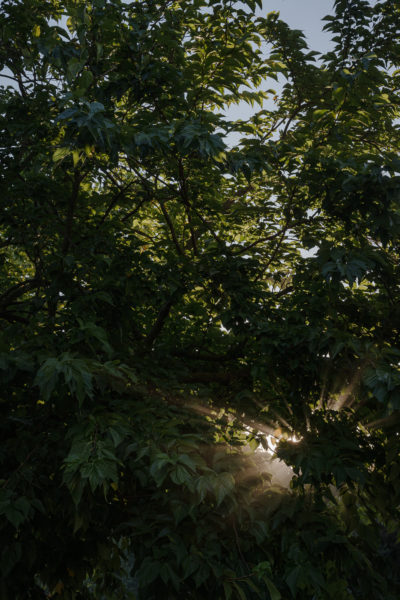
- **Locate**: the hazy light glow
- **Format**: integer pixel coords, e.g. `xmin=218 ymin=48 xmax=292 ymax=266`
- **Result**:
xmin=244 ymin=426 xmax=300 ymax=488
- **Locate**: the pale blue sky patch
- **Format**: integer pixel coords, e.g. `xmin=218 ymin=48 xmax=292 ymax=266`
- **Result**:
xmin=262 ymin=0 xmax=335 ymax=53
xmin=224 ymin=0 xmax=336 ymax=138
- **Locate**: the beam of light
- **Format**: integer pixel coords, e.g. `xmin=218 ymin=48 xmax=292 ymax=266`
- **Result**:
xmin=241 ymin=423 xmax=300 ymax=489
xmin=254 ymin=436 xmax=296 ymax=489
xmin=364 ymin=414 xmax=400 ymax=430
xmin=171 ymin=398 xmax=299 ymax=489
xmin=326 ymin=367 xmax=364 ymax=412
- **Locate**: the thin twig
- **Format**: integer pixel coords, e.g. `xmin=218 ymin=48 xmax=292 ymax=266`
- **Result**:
xmin=158 ymin=200 xmax=184 ymax=256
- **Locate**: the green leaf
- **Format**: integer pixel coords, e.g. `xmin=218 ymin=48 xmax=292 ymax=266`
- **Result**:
xmin=52 ymin=147 xmax=70 ymax=162
xmin=286 ymin=566 xmax=302 ymax=597
xmin=75 ymin=70 xmax=94 ymax=96
xmin=332 ymin=86 xmax=346 ymax=106
xmin=170 ymin=464 xmax=190 ymax=485
xmin=109 ymin=427 xmax=124 ymax=447
xmin=232 ymin=582 xmax=247 ymax=600
xmin=264 ymin=577 xmax=281 ymax=600
xmin=223 ymin=581 xmax=233 ymax=600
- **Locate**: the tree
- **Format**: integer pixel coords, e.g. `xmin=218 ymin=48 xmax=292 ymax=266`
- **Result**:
xmin=1 ymin=0 xmax=400 ymax=597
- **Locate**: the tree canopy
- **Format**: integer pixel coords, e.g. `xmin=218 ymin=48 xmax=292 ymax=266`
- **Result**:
xmin=1 ymin=0 xmax=400 ymax=598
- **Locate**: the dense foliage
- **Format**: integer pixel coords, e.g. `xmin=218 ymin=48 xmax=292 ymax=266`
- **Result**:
xmin=1 ymin=0 xmax=400 ymax=598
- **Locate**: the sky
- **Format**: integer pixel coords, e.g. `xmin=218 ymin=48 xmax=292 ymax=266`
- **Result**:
xmin=225 ymin=0 xmax=336 ymax=135
xmin=261 ymin=0 xmax=335 ymax=54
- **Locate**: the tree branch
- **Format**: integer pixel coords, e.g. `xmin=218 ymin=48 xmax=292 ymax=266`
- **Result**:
xmin=180 ymin=367 xmax=250 ymax=385
xmin=97 ymin=176 xmax=136 ymax=227
xmin=230 ymin=232 xmax=282 ymax=255
xmin=0 ymin=311 xmax=29 ymax=324
xmin=121 ymin=198 xmax=147 ymax=223
xmin=158 ymin=200 xmax=184 ymax=256
xmin=146 ymin=297 xmax=175 ymax=347
xmin=0 ymin=278 xmax=40 ymax=310
xmin=62 ymin=171 xmax=81 ymax=255
xmin=173 ymin=346 xmax=243 ymax=362
xmin=177 ymin=159 xmax=198 ymax=256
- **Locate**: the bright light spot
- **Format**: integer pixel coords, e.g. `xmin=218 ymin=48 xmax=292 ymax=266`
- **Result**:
xmin=254 ymin=430 xmax=301 ymax=457
xmin=244 ymin=425 xmax=300 ymax=488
